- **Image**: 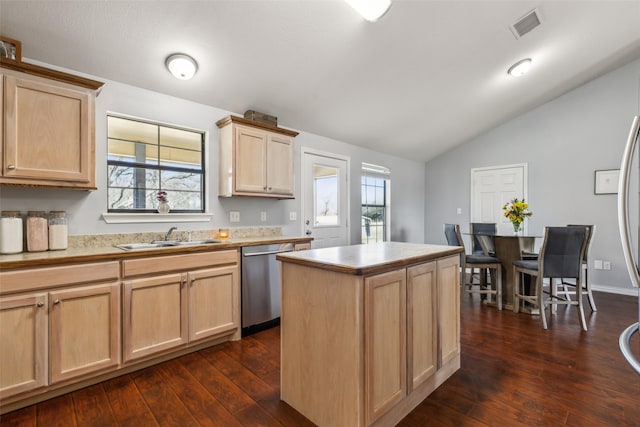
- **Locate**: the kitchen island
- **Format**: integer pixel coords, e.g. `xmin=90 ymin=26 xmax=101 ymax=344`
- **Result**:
xmin=276 ymin=242 xmax=463 ymax=427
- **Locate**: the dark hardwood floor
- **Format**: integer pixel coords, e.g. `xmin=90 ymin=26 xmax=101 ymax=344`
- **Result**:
xmin=2 ymin=291 xmax=638 ymax=426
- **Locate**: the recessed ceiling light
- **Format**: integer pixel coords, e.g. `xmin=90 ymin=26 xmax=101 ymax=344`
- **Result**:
xmin=344 ymin=0 xmax=391 ymax=22
xmin=508 ymin=58 xmax=532 ymax=77
xmin=166 ymin=54 xmax=198 ymax=80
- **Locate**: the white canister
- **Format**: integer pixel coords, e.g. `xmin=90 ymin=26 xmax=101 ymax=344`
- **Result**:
xmin=0 ymin=211 xmax=23 ymax=254
xmin=48 ymin=211 xmax=68 ymax=250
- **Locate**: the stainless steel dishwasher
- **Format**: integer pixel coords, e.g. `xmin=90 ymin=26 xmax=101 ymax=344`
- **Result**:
xmin=241 ymin=242 xmax=294 ymax=336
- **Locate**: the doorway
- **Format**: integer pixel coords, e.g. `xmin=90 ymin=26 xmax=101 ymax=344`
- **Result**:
xmin=301 ymin=149 xmax=350 ymax=249
xmin=470 ymin=163 xmax=528 ymax=235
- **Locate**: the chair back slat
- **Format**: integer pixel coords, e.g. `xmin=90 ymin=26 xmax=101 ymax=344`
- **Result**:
xmin=567 ymin=224 xmax=595 ymax=263
xmin=470 ymin=222 xmax=496 ymax=254
xmin=540 ymin=227 xmax=588 ymax=278
xmin=444 ymin=223 xmax=463 ymax=247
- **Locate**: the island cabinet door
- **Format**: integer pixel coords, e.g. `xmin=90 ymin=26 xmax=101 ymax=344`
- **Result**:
xmin=49 ymin=283 xmax=121 ymax=384
xmin=364 ymin=269 xmax=407 ymax=425
xmin=187 ymin=265 xmax=239 ymax=342
xmin=123 ymin=273 xmax=188 ymax=363
xmin=407 ymin=261 xmax=438 ymax=391
xmin=437 ymin=256 xmax=461 ymax=366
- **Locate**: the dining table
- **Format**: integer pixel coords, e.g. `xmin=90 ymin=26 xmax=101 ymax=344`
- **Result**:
xmin=467 ymin=231 xmax=541 ymax=311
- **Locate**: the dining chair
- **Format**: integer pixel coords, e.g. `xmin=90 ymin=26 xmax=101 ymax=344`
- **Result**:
xmin=513 ymin=226 xmax=589 ymax=330
xmin=444 ymin=223 xmax=503 ymax=310
xmin=556 ymin=225 xmax=597 ymax=311
xmin=469 ymin=222 xmax=496 ymax=255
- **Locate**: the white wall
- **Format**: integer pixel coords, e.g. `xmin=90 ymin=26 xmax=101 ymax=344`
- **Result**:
xmin=424 ymin=58 xmax=640 ymax=292
xmin=0 ymin=67 xmax=425 ymax=244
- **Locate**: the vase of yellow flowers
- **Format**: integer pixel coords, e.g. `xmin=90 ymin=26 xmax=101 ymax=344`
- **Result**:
xmin=502 ymin=198 xmax=532 ymax=234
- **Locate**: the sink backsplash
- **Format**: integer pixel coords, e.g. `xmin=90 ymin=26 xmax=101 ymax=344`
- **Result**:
xmin=68 ymin=227 xmax=282 ymax=249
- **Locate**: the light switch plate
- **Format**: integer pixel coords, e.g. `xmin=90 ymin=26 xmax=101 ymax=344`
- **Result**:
xmin=229 ymin=211 xmax=240 ymax=222
xmin=289 ymin=211 xmax=297 ymax=221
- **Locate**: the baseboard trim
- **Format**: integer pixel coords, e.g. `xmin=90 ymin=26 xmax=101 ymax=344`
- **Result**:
xmin=591 ymin=284 xmax=639 ymax=297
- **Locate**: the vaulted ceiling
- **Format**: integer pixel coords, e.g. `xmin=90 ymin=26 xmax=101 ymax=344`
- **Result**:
xmin=2 ymin=0 xmax=639 ymax=161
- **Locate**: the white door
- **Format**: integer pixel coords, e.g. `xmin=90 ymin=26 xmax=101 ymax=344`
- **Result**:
xmin=302 ymin=149 xmax=350 ymax=249
xmin=470 ymin=164 xmax=527 ymax=235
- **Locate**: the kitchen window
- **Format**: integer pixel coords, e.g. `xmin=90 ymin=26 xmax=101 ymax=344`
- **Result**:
xmin=107 ymin=114 xmax=205 ymax=213
xmin=361 ymin=162 xmax=390 ymax=244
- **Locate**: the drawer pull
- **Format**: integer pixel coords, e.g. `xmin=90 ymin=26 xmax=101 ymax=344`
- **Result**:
xmin=7 ymin=164 xmax=16 ymax=170
xmin=53 ymin=299 xmax=60 ymax=305
xmin=36 ymin=302 xmax=44 ymax=308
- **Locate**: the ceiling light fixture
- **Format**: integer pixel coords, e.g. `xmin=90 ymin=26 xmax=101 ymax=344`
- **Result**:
xmin=166 ymin=53 xmax=198 ymax=80
xmin=508 ymin=58 xmax=532 ymax=77
xmin=344 ymin=0 xmax=391 ymax=22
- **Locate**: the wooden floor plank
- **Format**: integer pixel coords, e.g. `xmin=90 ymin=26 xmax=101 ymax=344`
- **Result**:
xmin=178 ymin=351 xmax=256 ymax=415
xmin=199 ymin=345 xmax=275 ymax=402
xmin=102 ymin=374 xmax=159 ymax=426
xmin=159 ymin=358 xmax=244 ymax=427
xmin=71 ymin=383 xmax=118 ymax=427
xmin=0 ymin=404 xmax=35 ymax=426
xmin=35 ymin=393 xmax=77 ymax=427
xmin=1 ymin=291 xmax=637 ymax=426
xmin=131 ymin=365 xmax=200 ymax=427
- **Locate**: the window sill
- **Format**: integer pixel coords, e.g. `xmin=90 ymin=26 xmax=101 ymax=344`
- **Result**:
xmin=102 ymin=213 xmax=213 ymax=224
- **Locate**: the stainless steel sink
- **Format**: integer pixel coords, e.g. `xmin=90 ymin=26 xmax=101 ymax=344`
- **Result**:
xmin=115 ymin=239 xmax=223 ymax=251
xmin=115 ymin=242 xmax=176 ymax=250
xmin=175 ymin=239 xmax=223 ymax=245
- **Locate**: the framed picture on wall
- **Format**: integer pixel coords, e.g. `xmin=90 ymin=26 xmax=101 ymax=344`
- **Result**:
xmin=0 ymin=36 xmax=22 ymax=61
xmin=594 ymin=169 xmax=619 ymax=194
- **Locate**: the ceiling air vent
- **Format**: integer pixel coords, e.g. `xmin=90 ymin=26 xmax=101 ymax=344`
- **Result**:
xmin=510 ymin=9 xmax=541 ymax=39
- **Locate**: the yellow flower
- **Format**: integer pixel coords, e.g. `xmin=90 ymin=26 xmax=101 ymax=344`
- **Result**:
xmin=502 ymin=198 xmax=533 ymax=226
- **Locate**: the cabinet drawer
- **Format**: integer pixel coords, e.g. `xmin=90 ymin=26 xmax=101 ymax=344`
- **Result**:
xmin=0 ymin=261 xmax=120 ymax=294
xmin=122 ymin=249 xmax=238 ymax=278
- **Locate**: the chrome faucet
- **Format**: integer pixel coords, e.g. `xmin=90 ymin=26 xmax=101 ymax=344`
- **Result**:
xmin=165 ymin=226 xmax=178 ymax=241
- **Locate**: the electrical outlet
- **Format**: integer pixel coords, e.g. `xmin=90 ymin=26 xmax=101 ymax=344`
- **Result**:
xmin=229 ymin=211 xmax=240 ymax=222
xmin=456 ymin=208 xmax=462 ymax=215
xmin=603 ymin=261 xmax=611 ymax=270
xmin=289 ymin=211 xmax=297 ymax=221
xmin=594 ymin=260 xmax=603 ymax=270
xmin=260 ymin=211 xmax=267 ymax=222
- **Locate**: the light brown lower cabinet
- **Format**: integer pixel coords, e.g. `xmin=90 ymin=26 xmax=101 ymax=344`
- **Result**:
xmin=0 ymin=249 xmax=240 ymax=414
xmin=122 ymin=250 xmax=240 ymax=363
xmin=365 ymin=259 xmax=456 ymax=426
xmin=281 ymin=254 xmax=460 ymax=427
xmin=0 ymin=293 xmax=48 ymax=399
xmin=123 ymin=273 xmax=188 ymax=362
xmin=49 ymin=283 xmax=121 ymax=383
xmin=0 ymin=262 xmax=121 ymax=401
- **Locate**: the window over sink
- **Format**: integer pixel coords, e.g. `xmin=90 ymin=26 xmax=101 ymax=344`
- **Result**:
xmin=107 ymin=114 xmax=205 ymax=213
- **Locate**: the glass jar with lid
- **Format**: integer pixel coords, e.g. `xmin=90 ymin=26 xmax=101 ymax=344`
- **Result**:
xmin=48 ymin=211 xmax=68 ymax=250
xmin=0 ymin=211 xmax=23 ymax=254
xmin=26 ymin=211 xmax=48 ymax=252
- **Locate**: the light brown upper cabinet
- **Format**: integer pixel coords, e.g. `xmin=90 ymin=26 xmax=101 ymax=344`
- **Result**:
xmin=0 ymin=60 xmax=103 ymax=189
xmin=217 ymin=115 xmax=298 ymax=198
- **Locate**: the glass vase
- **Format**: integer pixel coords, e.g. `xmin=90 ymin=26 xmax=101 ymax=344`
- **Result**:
xmin=157 ymin=201 xmax=170 ymax=214
xmin=512 ymin=222 xmax=521 ymax=235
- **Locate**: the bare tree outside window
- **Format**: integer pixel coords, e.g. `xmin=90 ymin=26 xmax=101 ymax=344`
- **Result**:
xmin=107 ymin=115 xmax=205 ymax=212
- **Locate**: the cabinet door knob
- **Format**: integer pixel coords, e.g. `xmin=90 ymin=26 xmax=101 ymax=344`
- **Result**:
xmin=53 ymin=299 xmax=60 ymax=305
xmin=36 ymin=302 xmax=44 ymax=307
xmin=7 ymin=164 xmax=16 ymax=170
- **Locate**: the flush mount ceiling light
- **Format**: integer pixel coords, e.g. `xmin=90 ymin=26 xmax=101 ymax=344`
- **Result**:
xmin=166 ymin=53 xmax=198 ymax=80
xmin=508 ymin=58 xmax=532 ymax=77
xmin=344 ymin=0 xmax=391 ymax=22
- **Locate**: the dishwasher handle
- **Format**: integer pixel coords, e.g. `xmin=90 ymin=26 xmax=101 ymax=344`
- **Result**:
xmin=243 ymin=248 xmax=294 ymax=257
